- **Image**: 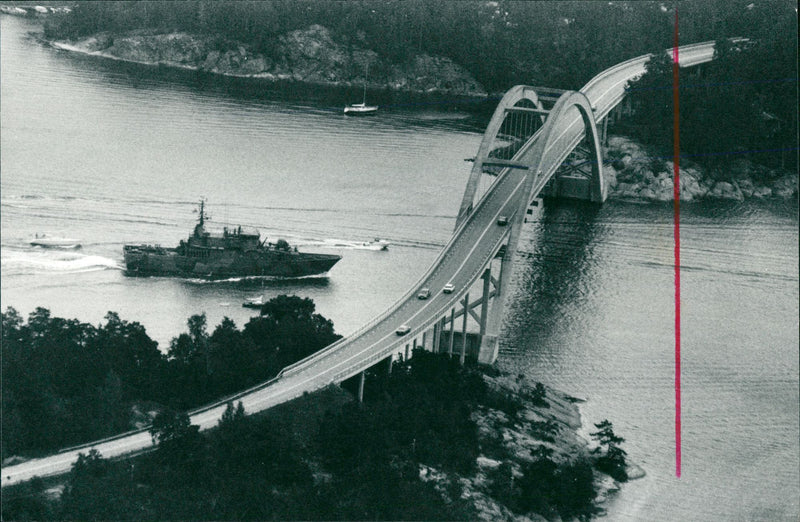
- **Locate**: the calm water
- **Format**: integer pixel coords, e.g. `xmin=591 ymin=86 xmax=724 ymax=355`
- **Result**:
xmin=2 ymin=16 xmax=798 ymax=520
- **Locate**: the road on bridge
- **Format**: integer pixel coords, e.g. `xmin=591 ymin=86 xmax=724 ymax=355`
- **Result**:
xmin=1 ymin=41 xmax=718 ymax=487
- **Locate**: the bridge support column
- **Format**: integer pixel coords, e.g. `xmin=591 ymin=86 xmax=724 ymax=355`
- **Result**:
xmin=480 ymin=268 xmax=491 ymax=336
xmin=413 ymin=338 xmax=417 ymax=351
xmin=357 ymin=371 xmax=365 ymax=403
xmin=422 ymin=331 xmax=427 ymax=351
xmin=432 ymin=320 xmax=440 ymax=353
xmin=448 ymin=308 xmax=455 ymax=358
xmin=477 ymin=227 xmax=515 ymax=365
xmin=386 ymin=355 xmax=393 ymax=375
xmin=496 ymin=237 xmax=508 ymax=297
xmin=440 ymin=317 xmax=446 ymax=352
xmin=460 ymin=292 xmax=469 ymax=365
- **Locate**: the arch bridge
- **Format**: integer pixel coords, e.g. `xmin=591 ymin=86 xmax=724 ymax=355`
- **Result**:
xmin=1 ymin=41 xmax=724 ymax=486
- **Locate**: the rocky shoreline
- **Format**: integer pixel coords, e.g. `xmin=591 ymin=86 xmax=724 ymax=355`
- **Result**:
xmin=47 ymin=25 xmax=487 ymax=97
xmin=604 ymin=136 xmax=798 ymax=202
xmin=422 ymin=372 xmax=640 ymax=521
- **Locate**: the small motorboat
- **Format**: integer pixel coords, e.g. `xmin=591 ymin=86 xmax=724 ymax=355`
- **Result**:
xmin=29 ymin=234 xmax=81 ymax=249
xmin=242 ymin=296 xmax=265 ymax=309
xmin=357 ymin=238 xmax=389 ymax=251
xmin=370 ymin=238 xmax=389 ymax=250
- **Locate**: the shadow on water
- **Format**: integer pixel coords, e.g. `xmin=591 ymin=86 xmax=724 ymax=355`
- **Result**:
xmin=502 ymin=199 xmax=605 ymax=351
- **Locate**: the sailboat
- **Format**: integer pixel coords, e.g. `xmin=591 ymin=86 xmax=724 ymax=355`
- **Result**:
xmin=344 ymin=63 xmax=378 ymax=115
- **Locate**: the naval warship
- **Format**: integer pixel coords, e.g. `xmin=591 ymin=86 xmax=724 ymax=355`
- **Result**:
xmin=123 ymin=200 xmax=341 ymax=279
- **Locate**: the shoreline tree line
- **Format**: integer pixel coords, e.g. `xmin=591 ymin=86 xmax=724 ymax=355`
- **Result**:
xmin=1 ymin=295 xmax=340 ymax=459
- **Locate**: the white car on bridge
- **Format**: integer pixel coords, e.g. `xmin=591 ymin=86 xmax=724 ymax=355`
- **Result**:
xmin=395 ymin=325 xmax=411 ymax=335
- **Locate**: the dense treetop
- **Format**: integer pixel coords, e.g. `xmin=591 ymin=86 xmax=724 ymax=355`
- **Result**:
xmin=1 ymin=296 xmax=340 ymax=458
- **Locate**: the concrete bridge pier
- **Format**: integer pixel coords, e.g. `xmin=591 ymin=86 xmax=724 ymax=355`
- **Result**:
xmin=460 ymin=292 xmax=469 ymax=365
xmin=448 ymin=308 xmax=455 ymax=357
xmin=357 ymin=371 xmax=365 ymax=403
xmin=439 ymin=317 xmax=446 ymax=352
xmin=479 ymin=268 xmax=491 ymax=336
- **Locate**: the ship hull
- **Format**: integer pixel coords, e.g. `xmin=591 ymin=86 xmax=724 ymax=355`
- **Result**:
xmin=123 ymin=245 xmax=340 ymax=279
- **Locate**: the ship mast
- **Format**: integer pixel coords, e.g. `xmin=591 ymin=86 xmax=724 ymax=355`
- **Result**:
xmin=198 ymin=199 xmax=205 ymax=227
xmin=194 ymin=198 xmax=210 ymax=238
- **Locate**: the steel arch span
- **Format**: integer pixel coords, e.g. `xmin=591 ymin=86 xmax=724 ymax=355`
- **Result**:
xmin=456 ymin=85 xmax=549 ymax=227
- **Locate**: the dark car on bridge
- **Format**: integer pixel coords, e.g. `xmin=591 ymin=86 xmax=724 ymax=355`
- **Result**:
xmin=497 ymin=216 xmax=508 ymax=226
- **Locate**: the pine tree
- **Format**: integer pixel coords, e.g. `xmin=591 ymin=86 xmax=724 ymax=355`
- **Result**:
xmin=590 ymin=419 xmax=628 ymax=481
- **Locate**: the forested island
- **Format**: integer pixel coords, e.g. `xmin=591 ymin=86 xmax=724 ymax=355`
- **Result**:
xmin=25 ymin=0 xmax=798 ymax=197
xmin=2 ymin=302 xmax=634 ymax=521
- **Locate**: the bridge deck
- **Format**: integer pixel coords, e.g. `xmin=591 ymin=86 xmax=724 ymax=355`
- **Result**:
xmin=1 ymin=41 xmax=720 ymax=487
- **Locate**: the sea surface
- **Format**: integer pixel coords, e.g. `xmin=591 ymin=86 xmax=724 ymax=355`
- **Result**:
xmin=2 ymin=16 xmax=798 ymax=521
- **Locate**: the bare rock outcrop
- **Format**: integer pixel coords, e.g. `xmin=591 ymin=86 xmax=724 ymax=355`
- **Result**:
xmin=603 ymin=136 xmax=797 ymax=202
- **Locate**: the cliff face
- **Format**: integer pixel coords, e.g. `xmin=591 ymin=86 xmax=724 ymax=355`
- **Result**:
xmin=52 ymin=25 xmax=487 ymax=96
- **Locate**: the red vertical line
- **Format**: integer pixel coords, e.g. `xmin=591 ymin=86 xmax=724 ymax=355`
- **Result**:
xmin=672 ymin=8 xmax=682 ymax=479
